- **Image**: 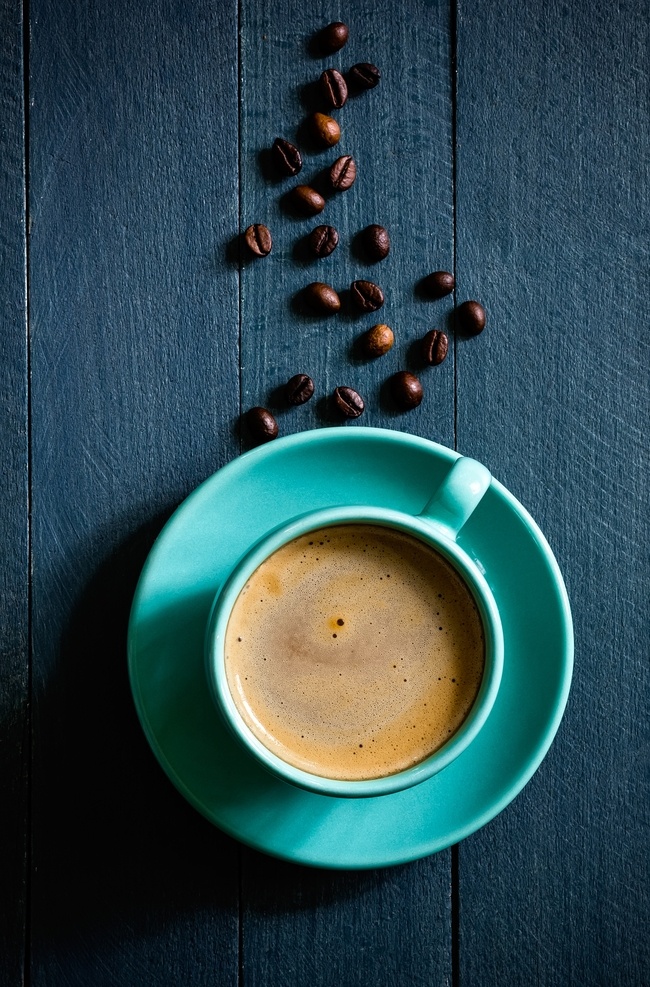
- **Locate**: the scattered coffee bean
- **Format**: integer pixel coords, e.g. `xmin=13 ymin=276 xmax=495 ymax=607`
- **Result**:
xmin=330 ymin=155 xmax=357 ymax=191
xmin=271 ymin=137 xmax=302 ymax=178
xmin=421 ymin=329 xmax=449 ymax=365
xmin=456 ymin=300 xmax=486 ymax=335
xmin=303 ymin=282 xmax=341 ymax=314
xmin=362 ymin=323 xmax=394 ymax=358
xmin=347 ymin=62 xmax=381 ymax=92
xmin=334 ymin=386 xmax=365 ymax=418
xmin=246 ymin=407 xmax=278 ymax=443
xmin=315 ymin=22 xmax=349 ymax=55
xmin=351 ymin=279 xmax=384 ymax=312
xmin=290 ymin=185 xmax=326 ymax=216
xmin=308 ymin=225 xmax=339 ymax=257
xmin=320 ymin=68 xmax=348 ymax=109
xmin=390 ymin=371 xmax=423 ymax=410
xmin=309 ymin=112 xmax=341 ymax=148
xmin=363 ymin=224 xmax=390 ymax=261
xmin=286 ymin=373 xmax=315 ymax=405
xmin=422 ymin=270 xmax=455 ymax=298
xmin=243 ymin=223 xmax=272 ymax=258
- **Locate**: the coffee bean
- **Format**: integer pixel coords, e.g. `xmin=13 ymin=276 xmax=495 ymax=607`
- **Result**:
xmin=308 ymin=225 xmax=339 ymax=258
xmin=456 ymin=300 xmax=486 ymax=335
xmin=334 ymin=386 xmax=365 ymax=418
xmin=330 ymin=155 xmax=357 ymax=191
xmin=303 ymin=282 xmax=341 ymax=314
xmin=421 ymin=329 xmax=449 ymax=365
xmin=351 ymin=279 xmax=384 ymax=312
xmin=286 ymin=373 xmax=315 ymax=405
xmin=243 ymin=224 xmax=272 ymax=258
xmin=422 ymin=270 xmax=455 ymax=298
xmin=320 ymin=68 xmax=348 ymax=109
xmin=362 ymin=323 xmax=394 ymax=358
xmin=363 ymin=224 xmax=390 ymax=261
xmin=347 ymin=62 xmax=381 ymax=92
xmin=309 ymin=112 xmax=341 ymax=148
xmin=246 ymin=407 xmax=278 ymax=443
xmin=315 ymin=22 xmax=349 ymax=55
xmin=290 ymin=185 xmax=326 ymax=216
xmin=390 ymin=371 xmax=423 ymax=410
xmin=271 ymin=137 xmax=302 ymax=178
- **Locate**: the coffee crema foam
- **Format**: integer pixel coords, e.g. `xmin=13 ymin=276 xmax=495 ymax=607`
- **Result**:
xmin=225 ymin=524 xmax=485 ymax=781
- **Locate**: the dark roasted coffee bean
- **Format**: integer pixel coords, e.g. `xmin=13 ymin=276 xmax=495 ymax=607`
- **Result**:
xmin=290 ymin=185 xmax=326 ymax=216
xmin=351 ymin=279 xmax=384 ymax=312
xmin=362 ymin=323 xmax=394 ymax=358
xmin=271 ymin=137 xmax=302 ymax=177
xmin=334 ymin=386 xmax=365 ymax=418
xmin=246 ymin=407 xmax=278 ymax=443
xmin=363 ymin=224 xmax=390 ymax=260
xmin=390 ymin=371 xmax=423 ymax=410
xmin=330 ymin=155 xmax=357 ymax=191
xmin=243 ymin=223 xmax=272 ymax=257
xmin=286 ymin=373 xmax=315 ymax=405
xmin=303 ymin=282 xmax=341 ymax=314
xmin=422 ymin=270 xmax=455 ymax=298
xmin=347 ymin=62 xmax=381 ymax=92
xmin=320 ymin=68 xmax=348 ymax=109
xmin=421 ymin=329 xmax=449 ymax=365
xmin=309 ymin=112 xmax=341 ymax=148
xmin=456 ymin=300 xmax=486 ymax=335
xmin=315 ymin=22 xmax=349 ymax=55
xmin=308 ymin=225 xmax=339 ymax=258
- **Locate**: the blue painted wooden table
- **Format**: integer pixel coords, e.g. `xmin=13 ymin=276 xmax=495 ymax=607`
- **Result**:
xmin=1 ymin=0 xmax=648 ymax=982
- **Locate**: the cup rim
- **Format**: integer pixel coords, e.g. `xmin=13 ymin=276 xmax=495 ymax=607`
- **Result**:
xmin=204 ymin=505 xmax=504 ymax=798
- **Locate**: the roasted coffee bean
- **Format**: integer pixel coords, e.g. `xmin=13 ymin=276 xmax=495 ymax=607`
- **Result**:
xmin=320 ymin=68 xmax=348 ymax=109
xmin=422 ymin=270 xmax=455 ymax=298
xmin=271 ymin=137 xmax=302 ymax=177
xmin=351 ymin=279 xmax=384 ymax=312
xmin=456 ymin=300 xmax=486 ymax=335
xmin=308 ymin=225 xmax=339 ymax=258
xmin=334 ymin=386 xmax=365 ymax=418
xmin=362 ymin=323 xmax=394 ymax=358
xmin=290 ymin=185 xmax=326 ymax=216
xmin=363 ymin=224 xmax=390 ymax=260
xmin=246 ymin=407 xmax=278 ymax=443
xmin=421 ymin=329 xmax=449 ymax=365
xmin=243 ymin=223 xmax=272 ymax=257
xmin=286 ymin=373 xmax=315 ymax=405
xmin=347 ymin=62 xmax=381 ymax=92
xmin=309 ymin=112 xmax=341 ymax=148
xmin=330 ymin=155 xmax=356 ymax=191
xmin=303 ymin=282 xmax=341 ymax=314
xmin=390 ymin=371 xmax=423 ymax=410
xmin=315 ymin=21 xmax=349 ymax=55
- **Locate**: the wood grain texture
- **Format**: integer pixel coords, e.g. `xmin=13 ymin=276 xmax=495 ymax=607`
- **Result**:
xmin=239 ymin=3 xmax=455 ymax=985
xmin=455 ymin=0 xmax=649 ymax=983
xmin=0 ymin=1 xmax=27 ymax=983
xmin=28 ymin=1 xmax=240 ymax=982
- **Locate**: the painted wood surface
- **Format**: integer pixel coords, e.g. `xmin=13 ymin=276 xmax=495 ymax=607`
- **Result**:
xmin=455 ymin=2 xmax=649 ymax=984
xmin=0 ymin=0 xmax=646 ymax=983
xmin=0 ymin=2 xmax=27 ymax=983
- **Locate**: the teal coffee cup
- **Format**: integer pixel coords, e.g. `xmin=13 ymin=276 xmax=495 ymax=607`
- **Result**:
xmin=205 ymin=456 xmax=504 ymax=798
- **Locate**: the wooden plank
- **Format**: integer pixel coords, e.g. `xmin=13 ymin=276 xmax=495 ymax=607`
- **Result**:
xmin=456 ymin=0 xmax=649 ymax=983
xmin=239 ymin=3 xmax=455 ymax=985
xmin=28 ymin=0 xmax=240 ymax=982
xmin=0 ymin=1 xmax=28 ymax=984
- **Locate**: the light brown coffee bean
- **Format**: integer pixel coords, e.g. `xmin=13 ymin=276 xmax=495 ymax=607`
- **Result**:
xmin=351 ymin=280 xmax=384 ymax=312
xmin=303 ymin=282 xmax=341 ymax=314
xmin=330 ymin=155 xmax=357 ymax=191
xmin=309 ymin=112 xmax=341 ymax=148
xmin=243 ymin=224 xmax=272 ymax=257
xmin=362 ymin=324 xmax=394 ymax=358
xmin=290 ymin=185 xmax=326 ymax=216
xmin=421 ymin=329 xmax=449 ymax=365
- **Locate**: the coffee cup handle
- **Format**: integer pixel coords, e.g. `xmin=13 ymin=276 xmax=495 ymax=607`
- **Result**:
xmin=418 ymin=457 xmax=492 ymax=540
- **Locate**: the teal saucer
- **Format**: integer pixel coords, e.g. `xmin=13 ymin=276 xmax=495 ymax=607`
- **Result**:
xmin=127 ymin=428 xmax=573 ymax=869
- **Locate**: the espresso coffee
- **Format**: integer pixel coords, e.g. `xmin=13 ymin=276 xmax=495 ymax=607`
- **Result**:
xmin=225 ymin=524 xmax=484 ymax=781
